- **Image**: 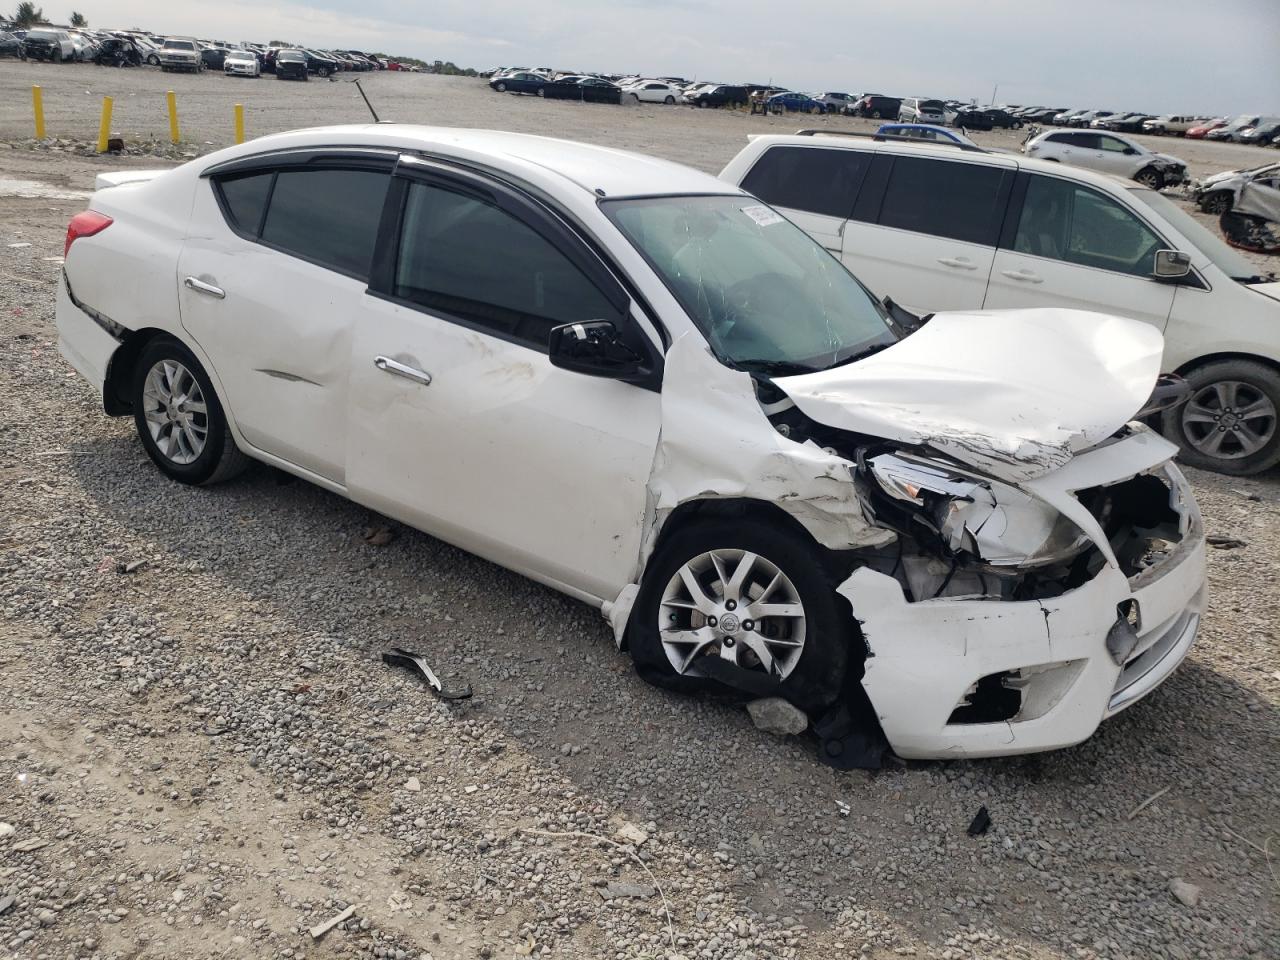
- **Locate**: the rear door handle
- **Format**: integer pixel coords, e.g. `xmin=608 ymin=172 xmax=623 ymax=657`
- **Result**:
xmin=936 ymin=257 xmax=978 ymax=270
xmin=184 ymin=276 xmax=225 ymax=299
xmin=374 ymin=355 xmax=432 ymax=386
xmin=1001 ymin=269 xmax=1044 ymax=284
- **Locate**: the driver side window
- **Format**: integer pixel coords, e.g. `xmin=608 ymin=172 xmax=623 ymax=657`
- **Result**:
xmin=1013 ymin=176 xmax=1163 ymax=277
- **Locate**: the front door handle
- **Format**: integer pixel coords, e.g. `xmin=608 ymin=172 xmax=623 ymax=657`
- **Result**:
xmin=374 ymin=355 xmax=432 ymax=386
xmin=937 ymin=257 xmax=978 ymax=270
xmin=184 ymin=276 xmax=225 ymax=299
xmin=1001 ymin=269 xmax=1044 ymax=284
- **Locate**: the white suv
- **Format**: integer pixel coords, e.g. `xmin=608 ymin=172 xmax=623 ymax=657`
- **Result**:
xmin=1023 ymin=130 xmax=1187 ymax=190
xmin=898 ymin=97 xmax=946 ymax=124
xmin=721 ymin=132 xmax=1280 ymax=474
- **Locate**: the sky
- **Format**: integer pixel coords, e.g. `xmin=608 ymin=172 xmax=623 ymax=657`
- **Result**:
xmin=41 ymin=0 xmax=1280 ymax=115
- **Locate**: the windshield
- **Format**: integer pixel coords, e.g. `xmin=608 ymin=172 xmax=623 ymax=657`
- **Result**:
xmin=1130 ymin=188 xmax=1265 ymax=283
xmin=604 ymin=195 xmax=897 ymax=374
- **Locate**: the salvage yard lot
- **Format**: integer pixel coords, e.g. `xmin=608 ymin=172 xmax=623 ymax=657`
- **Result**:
xmin=0 ymin=65 xmax=1277 ymax=960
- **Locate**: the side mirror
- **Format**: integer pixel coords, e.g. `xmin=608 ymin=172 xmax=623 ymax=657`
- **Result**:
xmin=1153 ymin=249 xmax=1192 ymax=279
xmin=548 ymin=320 xmax=645 ymax=380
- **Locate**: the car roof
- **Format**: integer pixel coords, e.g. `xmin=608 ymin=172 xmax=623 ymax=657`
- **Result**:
xmin=201 ymin=125 xmax=739 ymax=200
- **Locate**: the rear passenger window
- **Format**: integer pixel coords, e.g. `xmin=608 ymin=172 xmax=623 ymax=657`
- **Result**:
xmin=876 ymin=157 xmax=1010 ymax=244
xmin=258 ymin=168 xmax=390 ymax=280
xmin=740 ymin=147 xmax=868 ymax=220
xmin=393 ymin=181 xmax=622 ymax=349
xmin=1013 ymin=176 xmax=1163 ymax=276
xmin=216 ymin=172 xmax=272 ymax=234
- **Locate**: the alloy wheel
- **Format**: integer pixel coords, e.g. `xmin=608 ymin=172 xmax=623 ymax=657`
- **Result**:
xmin=658 ymin=549 xmax=806 ymax=680
xmin=142 ymin=359 xmax=209 ymax=465
xmin=1181 ymin=380 xmax=1277 ymax=460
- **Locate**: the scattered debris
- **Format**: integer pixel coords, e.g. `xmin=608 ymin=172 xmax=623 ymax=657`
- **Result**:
xmin=746 ymin=696 xmax=808 ymax=736
xmin=7 ymin=242 xmax=31 ymax=249
xmin=404 ymin=776 xmax=421 ymax=792
xmin=115 ymin=559 xmax=147 ymax=574
xmin=381 ymin=647 xmax=472 ymax=700
xmin=514 ymin=936 xmax=538 ymax=956
xmin=361 ymin=524 xmax=396 ymax=547
xmin=309 ymin=903 xmax=356 ymax=940
xmin=1207 ymin=536 xmax=1248 ymax=550
xmin=1127 ymin=785 xmax=1171 ymax=820
xmin=11 ymin=837 xmax=49 ymax=852
xmin=598 ymin=881 xmax=656 ymax=901
xmin=386 ymin=891 xmax=410 ymax=912
xmin=1230 ymin=488 xmax=1262 ymax=502
xmin=615 ymin=822 xmax=649 ymax=846
xmin=966 ymin=806 xmax=992 ymax=837
xmin=835 ymin=800 xmax=851 ymax=818
xmin=1169 ymin=878 xmax=1201 ymax=908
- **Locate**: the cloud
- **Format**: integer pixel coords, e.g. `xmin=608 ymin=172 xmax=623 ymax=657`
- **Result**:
xmin=73 ymin=0 xmax=1280 ymax=113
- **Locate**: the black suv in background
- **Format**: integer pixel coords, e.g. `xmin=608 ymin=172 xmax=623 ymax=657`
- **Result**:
xmin=686 ymin=84 xmax=749 ymax=108
xmin=21 ymin=28 xmax=75 ymax=62
xmin=275 ymin=48 xmax=309 ymax=80
xmin=847 ymin=94 xmax=902 ymax=118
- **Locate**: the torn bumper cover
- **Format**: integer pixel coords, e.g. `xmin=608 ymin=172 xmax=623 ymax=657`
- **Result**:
xmin=843 ymin=432 xmax=1206 ymax=760
xmin=56 ymin=272 xmax=124 ymax=389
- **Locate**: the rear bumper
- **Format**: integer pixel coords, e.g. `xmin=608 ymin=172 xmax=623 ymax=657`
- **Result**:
xmin=56 ymin=275 xmax=120 ymax=391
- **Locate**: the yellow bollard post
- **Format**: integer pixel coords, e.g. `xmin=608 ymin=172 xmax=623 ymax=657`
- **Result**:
xmin=234 ymin=103 xmax=245 ymax=145
xmin=97 ymin=96 xmax=114 ymax=153
xmin=166 ymin=90 xmax=180 ymax=144
xmin=32 ymin=86 xmax=46 ymax=140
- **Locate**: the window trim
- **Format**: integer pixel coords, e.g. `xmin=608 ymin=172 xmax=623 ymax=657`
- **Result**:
xmin=368 ymin=154 xmax=663 ymax=389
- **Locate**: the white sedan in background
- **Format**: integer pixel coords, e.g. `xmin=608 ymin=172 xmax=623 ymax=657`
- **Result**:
xmin=55 ymin=125 xmax=1204 ymax=761
xmin=623 ymin=80 xmax=682 ymax=104
xmin=224 ymin=48 xmax=260 ymax=77
xmin=1023 ymin=129 xmax=1188 ymax=189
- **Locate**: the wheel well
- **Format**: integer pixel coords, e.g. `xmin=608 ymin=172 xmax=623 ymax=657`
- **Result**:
xmin=102 ymin=327 xmax=169 ymax=416
xmin=1174 ymin=352 xmax=1280 ymax=378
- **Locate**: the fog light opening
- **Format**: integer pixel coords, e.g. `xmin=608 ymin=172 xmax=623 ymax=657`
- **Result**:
xmin=948 ymin=671 xmax=1022 ymax=724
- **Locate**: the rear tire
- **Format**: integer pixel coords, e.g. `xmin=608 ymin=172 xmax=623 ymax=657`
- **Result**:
xmin=495 ymin=81 xmax=506 ymax=92
xmin=629 ymin=517 xmax=853 ymax=714
xmin=1160 ymin=359 xmax=1280 ymax=476
xmin=131 ymin=337 xmax=250 ymax=486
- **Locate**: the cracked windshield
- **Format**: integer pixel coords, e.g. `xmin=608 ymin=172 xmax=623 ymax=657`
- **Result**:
xmin=605 ymin=195 xmax=896 ymax=374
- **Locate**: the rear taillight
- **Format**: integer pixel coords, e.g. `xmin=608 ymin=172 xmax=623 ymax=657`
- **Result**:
xmin=65 ymin=210 xmax=113 ymax=258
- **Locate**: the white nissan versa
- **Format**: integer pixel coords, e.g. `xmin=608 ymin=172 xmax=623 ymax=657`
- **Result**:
xmin=56 ymin=126 xmax=1206 ymax=760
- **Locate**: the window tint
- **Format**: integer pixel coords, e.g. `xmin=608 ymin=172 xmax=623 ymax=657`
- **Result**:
xmin=393 ymin=181 xmax=622 ymax=349
xmin=877 ymin=157 xmax=1010 ymax=244
xmin=740 ymin=147 xmax=868 ymax=220
xmin=1012 ymin=176 xmax=1163 ymax=276
xmin=258 ymin=168 xmax=389 ymax=279
xmin=1097 ymin=136 xmax=1130 ymax=152
xmin=216 ymin=172 xmax=272 ymax=234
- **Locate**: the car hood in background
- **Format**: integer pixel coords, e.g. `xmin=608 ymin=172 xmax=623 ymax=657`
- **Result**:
xmin=1249 ymin=281 xmax=1280 ymax=304
xmin=772 ymin=309 xmax=1163 ymax=484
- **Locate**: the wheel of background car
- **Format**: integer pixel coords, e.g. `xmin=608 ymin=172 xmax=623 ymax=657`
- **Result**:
xmin=630 ymin=92 xmax=640 ymax=103
xmin=1161 ymin=360 xmax=1280 ymax=475
xmin=1013 ymin=121 xmax=1023 ymax=129
xmin=536 ymin=86 xmax=545 ymax=97
xmin=1134 ymin=167 xmax=1164 ymax=190
xmin=629 ymin=517 xmax=852 ymax=713
xmin=495 ymin=81 xmax=506 ymax=92
xmin=52 ymin=47 xmax=61 ymax=63
xmin=131 ymin=336 xmax=250 ymax=486
xmin=664 ymin=95 xmax=675 ymax=104
xmin=148 ymin=53 xmax=158 ymax=65
xmin=1202 ymin=192 xmax=1232 ymax=215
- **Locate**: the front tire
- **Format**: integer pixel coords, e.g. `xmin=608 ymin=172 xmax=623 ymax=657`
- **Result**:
xmin=131 ymin=337 xmax=250 ymax=486
xmin=1201 ymin=191 xmax=1232 ymax=214
xmin=664 ymin=95 xmax=675 ymax=104
xmin=1161 ymin=360 xmax=1280 ymax=475
xmin=495 ymin=81 xmax=506 ymax=92
xmin=629 ymin=517 xmax=853 ymax=714
xmin=1134 ymin=166 xmax=1164 ymax=190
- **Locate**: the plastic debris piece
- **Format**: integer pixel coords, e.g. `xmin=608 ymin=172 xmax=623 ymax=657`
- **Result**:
xmin=382 ymin=647 xmax=472 ymax=700
xmin=309 ymin=904 xmax=356 ymax=940
xmin=967 ymin=806 xmax=992 ymax=836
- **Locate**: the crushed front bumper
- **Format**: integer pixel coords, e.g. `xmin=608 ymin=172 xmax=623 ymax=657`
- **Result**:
xmin=841 ymin=431 xmax=1207 ymax=760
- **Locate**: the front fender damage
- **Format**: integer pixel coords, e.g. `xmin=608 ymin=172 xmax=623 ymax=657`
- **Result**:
xmin=601 ymin=334 xmax=895 ymax=647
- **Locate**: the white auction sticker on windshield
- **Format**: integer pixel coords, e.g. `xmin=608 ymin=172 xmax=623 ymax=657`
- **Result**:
xmin=741 ymin=204 xmax=784 ymax=227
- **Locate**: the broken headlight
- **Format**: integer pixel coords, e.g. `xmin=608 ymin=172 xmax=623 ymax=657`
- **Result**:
xmin=868 ymin=453 xmax=1091 ymax=568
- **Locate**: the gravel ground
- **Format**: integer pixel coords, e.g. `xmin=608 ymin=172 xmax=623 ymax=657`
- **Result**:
xmin=0 ymin=65 xmax=1278 ymax=960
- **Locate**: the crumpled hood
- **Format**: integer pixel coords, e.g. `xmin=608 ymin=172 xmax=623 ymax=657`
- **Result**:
xmin=1151 ymin=152 xmax=1185 ymax=167
xmin=773 ymin=308 xmax=1163 ymax=483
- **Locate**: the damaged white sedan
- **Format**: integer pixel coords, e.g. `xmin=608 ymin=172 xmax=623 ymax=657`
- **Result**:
xmin=55 ymin=125 xmax=1206 ymax=760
